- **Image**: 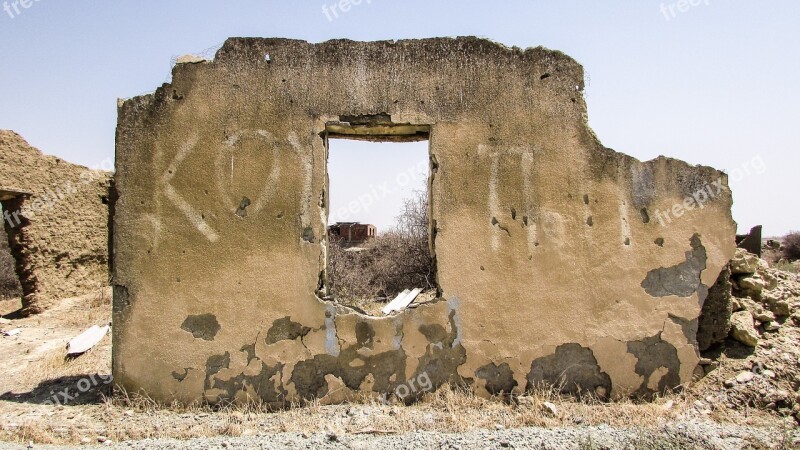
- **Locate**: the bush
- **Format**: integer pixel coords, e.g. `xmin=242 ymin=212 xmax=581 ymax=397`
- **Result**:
xmin=772 ymin=260 xmax=799 ymax=274
xmin=783 ymin=231 xmax=800 ymax=261
xmin=0 ymin=222 xmax=22 ymax=301
xmin=327 ymin=190 xmax=435 ymax=307
xmin=327 ymin=243 xmax=378 ymax=301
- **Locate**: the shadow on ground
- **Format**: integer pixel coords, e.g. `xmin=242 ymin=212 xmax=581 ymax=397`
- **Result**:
xmin=0 ymin=374 xmax=112 ymax=405
xmin=701 ymin=338 xmax=757 ymax=362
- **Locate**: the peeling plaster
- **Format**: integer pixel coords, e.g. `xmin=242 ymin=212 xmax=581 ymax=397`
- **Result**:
xmin=181 ymin=314 xmax=221 ymax=341
xmin=641 ymin=234 xmax=707 ymax=298
xmin=527 ymin=343 xmax=612 ymax=399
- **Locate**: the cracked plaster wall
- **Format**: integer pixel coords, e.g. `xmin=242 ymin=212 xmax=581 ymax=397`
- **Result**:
xmin=112 ymin=38 xmax=736 ymax=404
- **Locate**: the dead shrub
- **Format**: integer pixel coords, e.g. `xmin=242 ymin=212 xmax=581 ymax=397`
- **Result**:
xmin=782 ymin=231 xmax=800 ymax=261
xmin=773 ymin=260 xmax=799 ymax=274
xmin=327 ymin=243 xmax=378 ymax=302
xmin=327 ymin=190 xmax=435 ymax=307
xmin=0 ymin=219 xmax=22 ymax=301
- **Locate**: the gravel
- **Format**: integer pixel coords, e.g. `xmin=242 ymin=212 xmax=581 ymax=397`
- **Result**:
xmin=0 ymin=422 xmax=793 ymax=450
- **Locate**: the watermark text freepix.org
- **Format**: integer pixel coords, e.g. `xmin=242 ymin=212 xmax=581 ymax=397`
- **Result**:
xmin=43 ymin=373 xmax=113 ymax=406
xmin=377 ymin=371 xmax=433 ymax=402
xmin=654 ymin=177 xmax=727 ymax=227
xmin=3 ymin=0 xmax=43 ymax=20
xmin=654 ymin=154 xmax=766 ymax=227
xmin=330 ymin=158 xmax=427 ymax=223
xmin=322 ymin=0 xmax=374 ymax=22
xmin=660 ymin=0 xmax=710 ymax=21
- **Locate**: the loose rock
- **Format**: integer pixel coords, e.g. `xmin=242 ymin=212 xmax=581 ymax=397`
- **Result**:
xmin=730 ymin=249 xmax=759 ymax=275
xmin=542 ymin=402 xmax=558 ymax=416
xmin=730 ymin=311 xmax=760 ymax=347
xmin=735 ymin=371 xmax=755 ymax=384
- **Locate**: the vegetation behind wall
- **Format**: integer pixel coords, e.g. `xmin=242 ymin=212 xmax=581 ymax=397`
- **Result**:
xmin=327 ymin=190 xmax=435 ymax=310
xmin=0 ymin=207 xmax=22 ymax=301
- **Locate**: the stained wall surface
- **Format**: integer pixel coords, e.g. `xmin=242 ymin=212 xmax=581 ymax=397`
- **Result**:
xmin=0 ymin=131 xmax=112 ymax=314
xmin=113 ymin=38 xmax=737 ymax=404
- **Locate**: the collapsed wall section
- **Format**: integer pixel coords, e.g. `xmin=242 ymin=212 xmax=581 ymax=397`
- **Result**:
xmin=0 ymin=131 xmax=112 ymax=314
xmin=113 ymin=37 xmax=737 ymax=404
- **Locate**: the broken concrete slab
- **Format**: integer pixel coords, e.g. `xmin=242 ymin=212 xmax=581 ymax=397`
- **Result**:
xmin=67 ymin=324 xmax=110 ymax=355
xmin=382 ymin=288 xmax=423 ymax=315
xmin=382 ymin=289 xmax=410 ymax=315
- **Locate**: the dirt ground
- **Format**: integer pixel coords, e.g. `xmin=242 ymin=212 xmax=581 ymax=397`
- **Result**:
xmin=1 ymin=275 xmax=799 ymax=449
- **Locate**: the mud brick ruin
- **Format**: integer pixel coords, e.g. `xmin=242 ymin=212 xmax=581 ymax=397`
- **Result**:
xmin=0 ymin=131 xmax=111 ymax=314
xmin=112 ymin=38 xmax=737 ymax=404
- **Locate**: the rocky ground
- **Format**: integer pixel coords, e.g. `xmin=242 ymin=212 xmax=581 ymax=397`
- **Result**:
xmin=699 ymin=250 xmax=800 ymax=422
xmin=0 ymin=252 xmax=799 ymax=449
xmin=0 ymin=423 xmax=790 ymax=450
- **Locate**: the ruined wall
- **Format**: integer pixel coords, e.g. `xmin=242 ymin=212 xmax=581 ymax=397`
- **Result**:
xmin=0 ymin=131 xmax=112 ymax=314
xmin=113 ymin=38 xmax=737 ymax=404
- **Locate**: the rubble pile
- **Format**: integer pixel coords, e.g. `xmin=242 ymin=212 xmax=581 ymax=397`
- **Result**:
xmin=728 ymin=249 xmax=799 ymax=346
xmin=698 ymin=249 xmax=800 ymax=422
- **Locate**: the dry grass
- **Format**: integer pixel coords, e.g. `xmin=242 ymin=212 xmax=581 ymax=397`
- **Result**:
xmin=774 ymin=260 xmax=799 ymax=274
xmin=83 ymin=288 xmax=112 ymax=325
xmin=1 ymin=379 xmax=787 ymax=446
xmin=19 ymin=343 xmax=110 ymax=387
xmin=0 ymin=389 xmax=695 ymax=445
xmin=783 ymin=231 xmax=800 ymax=261
xmin=11 ymin=288 xmax=112 ymax=392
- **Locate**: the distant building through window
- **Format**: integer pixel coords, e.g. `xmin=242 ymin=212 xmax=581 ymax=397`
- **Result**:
xmin=328 ymin=222 xmax=377 ymax=247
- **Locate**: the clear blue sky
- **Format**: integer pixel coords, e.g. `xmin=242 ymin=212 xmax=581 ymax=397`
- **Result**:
xmin=328 ymin=140 xmax=429 ymax=231
xmin=1 ymin=1 xmax=797 ymax=235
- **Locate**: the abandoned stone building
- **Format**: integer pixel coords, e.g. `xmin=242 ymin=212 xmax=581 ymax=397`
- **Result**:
xmin=328 ymin=222 xmax=377 ymax=247
xmin=112 ymin=37 xmax=736 ymax=405
xmin=0 ymin=131 xmax=112 ymax=314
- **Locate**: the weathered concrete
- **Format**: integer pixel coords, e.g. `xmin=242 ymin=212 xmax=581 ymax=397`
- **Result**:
xmin=0 ymin=131 xmax=112 ymax=314
xmin=113 ymin=37 xmax=737 ymax=404
xmin=736 ymin=225 xmax=762 ymax=257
